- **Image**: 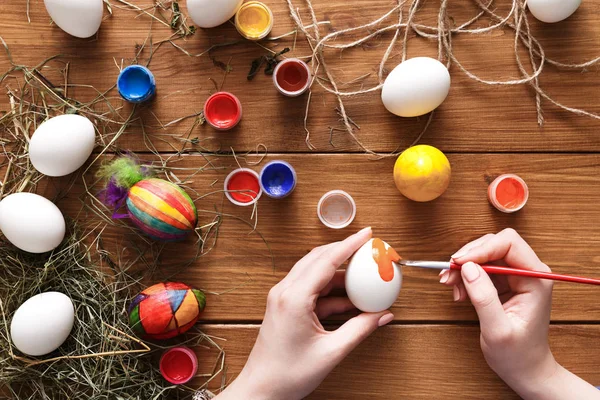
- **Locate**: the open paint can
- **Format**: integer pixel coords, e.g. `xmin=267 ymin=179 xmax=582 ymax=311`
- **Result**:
xmin=235 ymin=1 xmax=274 ymax=40
xmin=488 ymin=174 xmax=529 ymax=213
xmin=273 ymin=58 xmax=311 ymax=97
xmin=117 ymin=65 xmax=156 ymax=103
xmin=224 ymin=168 xmax=262 ymax=206
xmin=204 ymin=92 xmax=242 ymax=131
xmin=159 ymin=346 xmax=198 ymax=385
xmin=259 ymin=160 xmax=297 ymax=199
xmin=317 ymin=190 xmax=356 ymax=229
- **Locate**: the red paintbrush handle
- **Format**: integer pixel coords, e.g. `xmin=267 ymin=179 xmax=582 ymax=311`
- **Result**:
xmin=449 ymin=262 xmax=600 ymax=286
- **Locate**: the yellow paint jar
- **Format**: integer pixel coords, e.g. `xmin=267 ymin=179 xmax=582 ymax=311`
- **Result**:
xmin=235 ymin=1 xmax=274 ymax=40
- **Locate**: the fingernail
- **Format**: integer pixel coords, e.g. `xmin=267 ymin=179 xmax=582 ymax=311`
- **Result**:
xmin=358 ymin=226 xmax=372 ymax=235
xmin=451 ymin=249 xmax=468 ymax=260
xmin=439 ymin=269 xmax=446 ymax=276
xmin=378 ymin=313 xmax=394 ymax=327
xmin=462 ymin=262 xmax=480 ymax=283
xmin=439 ymin=270 xmax=449 ymax=284
xmin=453 ymin=285 xmax=460 ymax=301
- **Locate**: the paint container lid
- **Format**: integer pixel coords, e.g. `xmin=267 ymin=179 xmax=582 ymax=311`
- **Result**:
xmin=273 ymin=58 xmax=312 ymax=97
xmin=317 ymin=190 xmax=356 ymax=229
xmin=488 ymin=174 xmax=529 ymax=213
xmin=117 ymin=65 xmax=156 ymax=103
xmin=224 ymin=168 xmax=262 ymax=206
xmin=159 ymin=346 xmax=198 ymax=385
xmin=204 ymin=92 xmax=242 ymax=131
xmin=259 ymin=160 xmax=297 ymax=199
xmin=235 ymin=1 xmax=274 ymax=41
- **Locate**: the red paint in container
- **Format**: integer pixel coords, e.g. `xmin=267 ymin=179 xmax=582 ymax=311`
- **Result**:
xmin=488 ymin=174 xmax=529 ymax=213
xmin=159 ymin=346 xmax=198 ymax=385
xmin=273 ymin=58 xmax=311 ymax=97
xmin=224 ymin=168 xmax=262 ymax=206
xmin=203 ymin=92 xmax=242 ymax=130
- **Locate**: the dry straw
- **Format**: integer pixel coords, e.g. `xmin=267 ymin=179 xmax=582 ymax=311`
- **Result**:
xmin=0 ymin=2 xmax=272 ymax=398
xmin=0 ymin=223 xmax=227 ymax=399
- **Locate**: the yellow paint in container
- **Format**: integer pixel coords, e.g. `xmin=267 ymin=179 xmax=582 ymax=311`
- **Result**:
xmin=235 ymin=1 xmax=274 ymax=40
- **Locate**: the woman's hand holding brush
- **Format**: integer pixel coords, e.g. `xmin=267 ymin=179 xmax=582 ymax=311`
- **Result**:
xmin=440 ymin=228 xmax=600 ymax=399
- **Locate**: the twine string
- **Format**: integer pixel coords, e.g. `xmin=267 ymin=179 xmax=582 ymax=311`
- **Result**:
xmin=285 ymin=0 xmax=600 ymax=155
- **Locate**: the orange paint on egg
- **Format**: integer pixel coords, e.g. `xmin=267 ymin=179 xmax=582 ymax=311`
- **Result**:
xmin=371 ymin=238 xmax=401 ymax=282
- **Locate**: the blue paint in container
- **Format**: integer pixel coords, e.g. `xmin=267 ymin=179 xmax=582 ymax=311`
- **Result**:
xmin=117 ymin=65 xmax=156 ymax=103
xmin=259 ymin=160 xmax=297 ymax=199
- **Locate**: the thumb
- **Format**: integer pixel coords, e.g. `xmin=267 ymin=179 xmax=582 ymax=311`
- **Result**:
xmin=461 ymin=262 xmax=509 ymax=335
xmin=328 ymin=311 xmax=393 ymax=358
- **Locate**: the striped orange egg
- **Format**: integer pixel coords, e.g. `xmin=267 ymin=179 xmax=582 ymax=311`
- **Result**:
xmin=126 ymin=178 xmax=197 ymax=241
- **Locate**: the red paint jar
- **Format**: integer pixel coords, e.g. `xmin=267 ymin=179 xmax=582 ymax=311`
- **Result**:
xmin=488 ymin=174 xmax=529 ymax=213
xmin=273 ymin=58 xmax=311 ymax=97
xmin=159 ymin=346 xmax=198 ymax=385
xmin=224 ymin=168 xmax=262 ymax=206
xmin=203 ymin=92 xmax=242 ymax=130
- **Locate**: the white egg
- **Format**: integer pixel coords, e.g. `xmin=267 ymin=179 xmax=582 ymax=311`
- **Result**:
xmin=29 ymin=114 xmax=96 ymax=177
xmin=345 ymin=238 xmax=402 ymax=313
xmin=44 ymin=0 xmax=104 ymax=38
xmin=381 ymin=57 xmax=451 ymax=118
xmin=10 ymin=292 xmax=75 ymax=356
xmin=186 ymin=0 xmax=243 ymax=28
xmin=527 ymin=0 xmax=581 ymax=23
xmin=0 ymin=193 xmax=66 ymax=253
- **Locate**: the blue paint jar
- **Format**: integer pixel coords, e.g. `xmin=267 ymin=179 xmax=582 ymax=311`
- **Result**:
xmin=117 ymin=65 xmax=156 ymax=103
xmin=259 ymin=160 xmax=297 ymax=199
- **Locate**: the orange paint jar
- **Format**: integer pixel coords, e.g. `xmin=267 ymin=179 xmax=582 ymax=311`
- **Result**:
xmin=488 ymin=174 xmax=529 ymax=213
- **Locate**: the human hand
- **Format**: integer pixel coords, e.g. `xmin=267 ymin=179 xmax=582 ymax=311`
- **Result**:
xmin=217 ymin=227 xmax=394 ymax=400
xmin=439 ymin=228 xmax=558 ymax=396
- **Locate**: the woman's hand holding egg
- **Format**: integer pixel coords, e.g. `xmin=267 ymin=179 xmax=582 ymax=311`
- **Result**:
xmin=215 ymin=227 xmax=394 ymax=400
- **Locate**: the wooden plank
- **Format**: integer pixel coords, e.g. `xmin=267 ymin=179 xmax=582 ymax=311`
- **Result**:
xmin=195 ymin=324 xmax=600 ymax=399
xmin=42 ymin=153 xmax=600 ymax=322
xmin=2 ymin=1 xmax=600 ymax=153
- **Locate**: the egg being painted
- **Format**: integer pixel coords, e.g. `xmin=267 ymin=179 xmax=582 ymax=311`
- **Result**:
xmin=381 ymin=57 xmax=450 ymax=117
xmin=29 ymin=114 xmax=96 ymax=177
xmin=345 ymin=238 xmax=402 ymax=313
xmin=527 ymin=0 xmax=581 ymax=23
xmin=44 ymin=0 xmax=104 ymax=38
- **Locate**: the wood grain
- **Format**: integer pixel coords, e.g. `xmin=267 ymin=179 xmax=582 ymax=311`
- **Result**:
xmin=195 ymin=324 xmax=600 ymax=399
xmin=1 ymin=0 xmax=600 ymax=153
xmin=42 ymin=153 xmax=600 ymax=323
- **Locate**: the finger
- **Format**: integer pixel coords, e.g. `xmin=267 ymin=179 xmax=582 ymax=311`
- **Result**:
xmin=302 ymin=227 xmax=372 ymax=295
xmin=460 ymin=262 xmax=509 ymax=336
xmin=328 ymin=311 xmax=393 ymax=360
xmin=452 ymin=228 xmax=549 ymax=273
xmin=442 ymin=234 xmax=495 ymax=286
xmin=453 ymin=282 xmax=468 ymax=302
xmin=442 ymin=269 xmax=462 ymax=286
xmin=319 ymin=270 xmax=346 ymax=297
xmin=284 ymin=242 xmax=339 ymax=283
xmin=315 ymin=297 xmax=356 ymax=319
xmin=451 ymin=233 xmax=495 ymax=260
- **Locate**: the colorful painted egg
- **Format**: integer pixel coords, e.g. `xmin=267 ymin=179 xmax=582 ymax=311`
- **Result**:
xmin=128 ymin=282 xmax=206 ymax=340
xmin=126 ymin=178 xmax=198 ymax=241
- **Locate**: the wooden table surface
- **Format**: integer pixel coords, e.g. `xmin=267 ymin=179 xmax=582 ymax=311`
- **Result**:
xmin=2 ymin=0 xmax=600 ymax=398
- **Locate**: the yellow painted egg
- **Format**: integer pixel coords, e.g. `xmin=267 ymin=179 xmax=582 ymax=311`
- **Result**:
xmin=393 ymin=145 xmax=451 ymax=202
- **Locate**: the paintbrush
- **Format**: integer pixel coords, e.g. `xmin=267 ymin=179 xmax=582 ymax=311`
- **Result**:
xmin=399 ymin=260 xmax=600 ymax=286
